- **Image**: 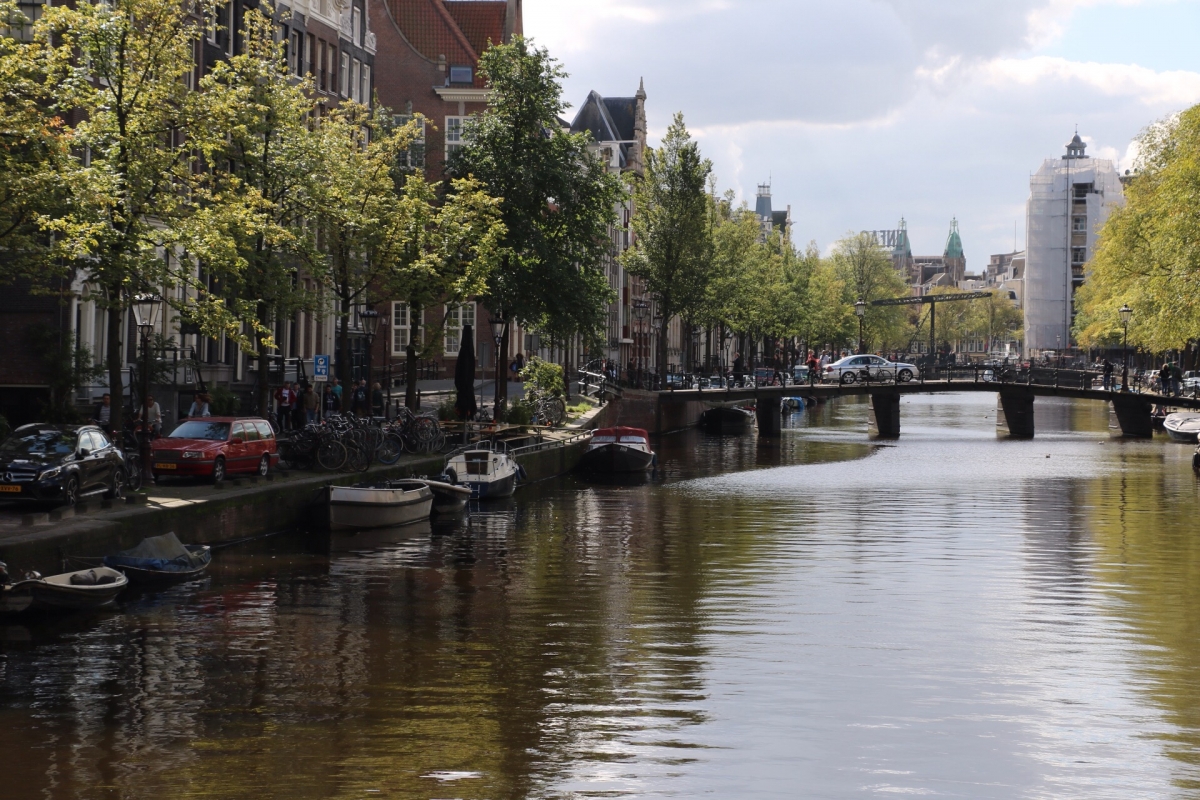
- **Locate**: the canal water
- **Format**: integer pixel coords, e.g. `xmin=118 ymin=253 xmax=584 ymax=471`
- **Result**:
xmin=2 ymin=393 xmax=1200 ymax=799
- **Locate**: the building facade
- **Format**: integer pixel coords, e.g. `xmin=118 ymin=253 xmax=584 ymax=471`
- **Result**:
xmin=1024 ymin=133 xmax=1123 ymax=356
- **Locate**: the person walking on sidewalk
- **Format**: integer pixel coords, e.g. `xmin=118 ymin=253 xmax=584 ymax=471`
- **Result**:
xmin=1102 ymin=359 xmax=1114 ymax=391
xmin=303 ymin=383 xmax=318 ymax=425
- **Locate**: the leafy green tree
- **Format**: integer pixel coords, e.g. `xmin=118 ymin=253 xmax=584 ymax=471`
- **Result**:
xmin=385 ymin=175 xmax=506 ymax=409
xmin=452 ymin=37 xmax=623 ymax=408
xmin=830 ymin=232 xmax=909 ymax=352
xmin=33 ymin=0 xmax=212 ymax=434
xmin=624 ymin=113 xmax=713 ymax=380
xmin=1075 ymin=103 xmax=1200 ymax=351
xmin=184 ymin=5 xmax=321 ymax=415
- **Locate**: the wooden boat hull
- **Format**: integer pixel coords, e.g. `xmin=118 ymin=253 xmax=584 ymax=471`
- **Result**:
xmin=329 ymin=485 xmax=433 ymax=531
xmin=701 ymin=406 xmax=754 ymax=434
xmin=579 ymin=443 xmax=654 ymax=473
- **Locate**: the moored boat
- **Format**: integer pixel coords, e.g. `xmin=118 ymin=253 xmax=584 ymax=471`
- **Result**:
xmin=1164 ymin=412 xmax=1200 ymax=443
xmin=444 ymin=443 xmax=523 ymax=500
xmin=578 ymin=427 xmax=655 ymax=473
xmin=328 ymin=482 xmax=433 ymax=531
xmin=103 ymin=532 xmax=212 ymax=584
xmin=1 ymin=562 xmax=128 ymax=613
xmin=700 ymin=405 xmax=754 ymax=434
xmin=417 ymin=478 xmax=473 ymax=513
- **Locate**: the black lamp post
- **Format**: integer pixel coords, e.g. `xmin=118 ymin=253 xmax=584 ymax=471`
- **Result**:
xmin=359 ymin=308 xmax=380 ymax=413
xmin=131 ymin=293 xmax=162 ymax=483
xmin=1118 ymin=303 xmax=1132 ymax=391
xmin=633 ymin=300 xmax=649 ymax=388
xmin=489 ymin=312 xmax=507 ymax=420
xmin=854 ymin=299 xmax=867 ymax=355
xmin=653 ymin=310 xmax=663 ymax=388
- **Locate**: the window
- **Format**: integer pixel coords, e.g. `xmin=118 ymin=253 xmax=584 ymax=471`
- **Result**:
xmin=9 ymin=1 xmax=43 ymax=41
xmin=224 ymin=2 xmax=235 ymax=55
xmin=449 ymin=65 xmax=472 ymax=84
xmin=350 ymin=58 xmax=360 ymax=102
xmin=1071 ymin=247 xmax=1087 ymax=265
xmin=392 ymin=302 xmax=425 ymax=355
xmin=289 ymin=30 xmax=301 ymax=75
xmin=393 ymin=115 xmax=426 ymax=169
xmin=254 ymin=421 xmax=274 ymax=440
xmin=361 ymin=64 xmax=370 ymax=105
xmin=444 ymin=303 xmax=475 ymax=356
xmin=206 ymin=5 xmax=219 ymax=45
xmin=306 ymin=33 xmax=316 ymax=76
xmin=1072 ymin=216 xmax=1087 ymax=233
xmin=319 ymin=0 xmax=329 ymax=15
xmin=445 ymin=116 xmax=470 ymax=159
xmin=316 ymin=39 xmax=325 ymax=91
xmin=339 ymin=52 xmax=349 ymax=96
xmin=351 ymin=7 xmax=361 ymax=44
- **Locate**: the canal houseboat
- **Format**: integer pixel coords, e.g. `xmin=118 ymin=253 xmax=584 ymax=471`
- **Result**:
xmin=328 ymin=481 xmax=433 ymax=531
xmin=578 ymin=427 xmax=655 ymax=473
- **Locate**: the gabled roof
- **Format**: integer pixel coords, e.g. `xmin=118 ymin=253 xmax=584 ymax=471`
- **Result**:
xmin=570 ymin=90 xmax=638 ymax=167
xmin=385 ymin=0 xmax=478 ymax=64
xmin=444 ymin=1 xmax=507 ymax=57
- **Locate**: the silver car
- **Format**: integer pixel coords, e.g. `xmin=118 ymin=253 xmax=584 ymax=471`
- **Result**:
xmin=822 ymin=355 xmax=917 ymax=384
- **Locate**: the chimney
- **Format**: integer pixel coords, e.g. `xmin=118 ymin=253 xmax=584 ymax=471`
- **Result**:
xmin=504 ymin=0 xmax=522 ymax=42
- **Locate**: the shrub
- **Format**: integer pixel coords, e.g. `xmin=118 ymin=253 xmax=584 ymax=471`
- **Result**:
xmin=208 ymin=385 xmax=240 ymax=416
xmin=519 ymin=357 xmax=563 ymax=399
xmin=503 ymin=401 xmax=532 ymax=426
xmin=437 ymin=398 xmax=457 ymax=421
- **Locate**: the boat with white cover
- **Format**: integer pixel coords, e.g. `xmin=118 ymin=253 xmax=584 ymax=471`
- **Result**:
xmin=1164 ymin=412 xmax=1200 ymax=443
xmin=328 ymin=481 xmax=433 ymax=530
xmin=578 ymin=427 xmax=655 ymax=473
xmin=444 ymin=443 xmax=523 ymax=500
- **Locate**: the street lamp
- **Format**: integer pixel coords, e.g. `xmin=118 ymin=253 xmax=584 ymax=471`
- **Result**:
xmin=130 ymin=293 xmax=162 ymax=484
xmin=633 ymin=300 xmax=649 ymax=388
xmin=359 ymin=308 xmax=380 ymax=414
xmin=854 ymin=299 xmax=867 ymax=355
xmin=489 ymin=311 xmax=508 ymax=420
xmin=1118 ymin=303 xmax=1133 ymax=391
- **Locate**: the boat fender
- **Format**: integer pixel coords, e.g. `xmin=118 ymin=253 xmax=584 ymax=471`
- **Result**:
xmin=516 ymin=465 xmax=527 ymax=481
xmin=651 ymin=453 xmax=658 ymax=467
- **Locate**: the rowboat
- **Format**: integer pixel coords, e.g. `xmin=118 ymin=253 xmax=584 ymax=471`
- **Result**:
xmin=328 ymin=482 xmax=433 ymax=530
xmin=1163 ymin=412 xmax=1200 ymax=443
xmin=578 ymin=427 xmax=655 ymax=473
xmin=103 ymin=532 xmax=212 ymax=584
xmin=2 ymin=565 xmax=127 ymax=613
xmin=700 ymin=405 xmax=754 ymax=434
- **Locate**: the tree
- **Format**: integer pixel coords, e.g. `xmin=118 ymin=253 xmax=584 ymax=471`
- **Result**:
xmin=830 ymin=232 xmax=909 ymax=352
xmin=451 ymin=37 xmax=623 ymax=409
xmin=385 ymin=175 xmax=506 ymax=409
xmin=1075 ymin=103 xmax=1200 ymax=352
xmin=313 ymin=104 xmax=426 ymax=387
xmin=184 ymin=5 xmax=321 ymax=415
xmin=34 ymin=0 xmax=211 ymax=434
xmin=624 ymin=113 xmax=713 ymax=380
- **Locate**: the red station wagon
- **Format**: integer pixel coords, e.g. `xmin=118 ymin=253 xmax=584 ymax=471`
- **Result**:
xmin=151 ymin=417 xmax=278 ymax=484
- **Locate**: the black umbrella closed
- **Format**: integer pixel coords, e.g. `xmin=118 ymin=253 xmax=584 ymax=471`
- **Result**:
xmin=454 ymin=324 xmax=477 ymax=420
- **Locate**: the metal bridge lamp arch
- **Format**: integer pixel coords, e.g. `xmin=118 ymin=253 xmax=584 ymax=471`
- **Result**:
xmin=131 ymin=293 xmax=162 ymax=483
xmin=854 ymin=299 xmax=867 ymax=355
xmin=1118 ymin=304 xmax=1133 ymax=392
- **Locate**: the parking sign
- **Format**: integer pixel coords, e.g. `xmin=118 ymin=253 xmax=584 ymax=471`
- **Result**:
xmin=314 ymin=354 xmax=330 ymax=381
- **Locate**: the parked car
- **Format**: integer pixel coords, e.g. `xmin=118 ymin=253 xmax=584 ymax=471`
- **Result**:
xmin=1184 ymin=371 xmax=1200 ymax=392
xmin=822 ymin=355 xmax=917 ymax=384
xmin=151 ymin=417 xmax=278 ymax=484
xmin=0 ymin=424 xmax=127 ymax=505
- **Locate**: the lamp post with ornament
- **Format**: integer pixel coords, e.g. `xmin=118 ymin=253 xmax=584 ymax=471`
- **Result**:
xmin=131 ymin=293 xmax=162 ymax=484
xmin=1118 ymin=303 xmax=1132 ymax=391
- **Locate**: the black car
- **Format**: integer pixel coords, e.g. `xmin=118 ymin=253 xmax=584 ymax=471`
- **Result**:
xmin=0 ymin=424 xmax=127 ymax=505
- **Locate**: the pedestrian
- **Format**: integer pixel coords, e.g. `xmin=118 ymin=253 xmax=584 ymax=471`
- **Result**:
xmin=323 ymin=383 xmax=338 ymax=416
xmin=349 ymin=379 xmax=367 ymax=417
xmin=1172 ymin=362 xmax=1184 ymax=398
xmin=371 ymin=382 xmax=384 ymax=417
xmin=733 ymin=352 xmax=745 ymax=387
xmin=331 ymin=377 xmax=343 ymax=410
xmin=93 ymin=393 xmax=113 ymax=435
xmin=303 ymin=383 xmax=318 ymax=425
xmin=291 ymin=382 xmax=305 ymax=429
xmin=187 ymin=393 xmax=211 ymax=418
xmin=806 ymin=350 xmax=820 ymax=386
xmin=275 ymin=382 xmax=293 ymax=430
xmin=627 ymin=358 xmax=637 ymax=387
xmin=1160 ymin=363 xmax=1172 ymax=396
xmin=136 ymin=394 xmax=162 ymax=439
xmin=1102 ymin=359 xmax=1114 ymax=391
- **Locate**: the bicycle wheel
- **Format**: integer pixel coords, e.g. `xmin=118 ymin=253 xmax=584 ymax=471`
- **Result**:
xmin=125 ymin=455 xmax=143 ymax=492
xmin=376 ymin=433 xmax=404 ymax=465
xmin=544 ymin=397 xmax=566 ymax=426
xmin=316 ymin=439 xmax=348 ymax=471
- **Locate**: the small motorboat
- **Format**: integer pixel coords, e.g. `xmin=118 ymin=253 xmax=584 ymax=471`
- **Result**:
xmin=328 ymin=481 xmax=433 ymax=531
xmin=1 ymin=561 xmax=128 ymax=614
xmin=103 ymin=532 xmax=212 ymax=584
xmin=1163 ymin=412 xmax=1200 ymax=443
xmin=700 ymin=405 xmax=754 ymax=434
xmin=416 ymin=477 xmax=473 ymax=513
xmin=579 ymin=427 xmax=655 ymax=473
xmin=444 ymin=443 xmax=523 ymax=500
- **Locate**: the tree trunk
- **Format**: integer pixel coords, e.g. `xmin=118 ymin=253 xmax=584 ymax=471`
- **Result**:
xmin=105 ymin=294 xmax=125 ymax=437
xmin=405 ymin=301 xmax=420 ymax=410
xmin=337 ymin=289 xmax=351 ymax=384
xmin=499 ymin=325 xmax=510 ymax=410
xmin=256 ymin=303 xmax=271 ymax=416
xmin=658 ymin=314 xmax=670 ymax=383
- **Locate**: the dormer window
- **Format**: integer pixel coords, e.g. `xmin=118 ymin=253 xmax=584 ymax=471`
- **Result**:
xmin=351 ymin=7 xmax=361 ymax=44
xmin=449 ymin=66 xmax=472 ymax=85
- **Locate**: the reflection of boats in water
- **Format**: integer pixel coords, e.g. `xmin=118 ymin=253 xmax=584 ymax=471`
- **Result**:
xmin=1 ymin=563 xmax=128 ymax=614
xmin=1163 ymin=412 xmax=1200 ymax=443
xmin=700 ymin=405 xmax=754 ymax=434
xmin=578 ymin=427 xmax=655 ymax=473
xmin=328 ymin=481 xmax=433 ymax=530
xmin=444 ymin=443 xmax=523 ymax=499
xmin=103 ymin=532 xmax=211 ymax=584
xmin=329 ymin=518 xmax=433 ymax=552
xmin=578 ymin=469 xmax=651 ymax=487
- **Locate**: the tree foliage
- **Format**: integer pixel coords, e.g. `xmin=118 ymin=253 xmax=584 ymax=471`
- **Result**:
xmin=1075 ymin=103 xmax=1200 ymax=351
xmin=829 ymin=232 xmax=910 ymax=352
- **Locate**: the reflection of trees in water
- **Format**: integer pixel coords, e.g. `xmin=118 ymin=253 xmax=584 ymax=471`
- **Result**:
xmin=1083 ymin=450 xmax=1200 ymax=786
xmin=1020 ymin=478 xmax=1093 ymax=601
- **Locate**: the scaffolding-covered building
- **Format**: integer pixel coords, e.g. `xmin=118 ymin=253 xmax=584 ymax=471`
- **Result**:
xmin=1024 ymin=133 xmax=1123 ymax=356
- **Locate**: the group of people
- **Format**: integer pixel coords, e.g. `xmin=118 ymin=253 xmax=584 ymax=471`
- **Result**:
xmin=276 ymin=378 xmax=385 ymax=429
xmin=1157 ymin=362 xmax=1187 ymax=397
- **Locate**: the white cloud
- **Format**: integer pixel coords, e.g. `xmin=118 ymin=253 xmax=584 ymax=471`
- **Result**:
xmin=979 ymin=56 xmax=1200 ymax=106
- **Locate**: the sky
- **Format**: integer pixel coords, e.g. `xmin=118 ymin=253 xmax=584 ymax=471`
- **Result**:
xmin=523 ymin=0 xmax=1200 ymax=271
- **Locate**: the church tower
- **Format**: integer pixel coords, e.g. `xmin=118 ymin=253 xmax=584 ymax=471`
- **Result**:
xmin=943 ymin=218 xmax=965 ymax=283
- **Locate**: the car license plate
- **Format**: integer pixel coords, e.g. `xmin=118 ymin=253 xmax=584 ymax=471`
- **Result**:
xmin=0 ymin=485 xmax=21 ymax=493
xmin=155 ymin=463 xmax=177 ymax=470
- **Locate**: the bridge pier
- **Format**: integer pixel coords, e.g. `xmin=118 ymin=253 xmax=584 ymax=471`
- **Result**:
xmin=869 ymin=391 xmax=901 ymax=439
xmin=756 ymin=395 xmax=782 ymax=437
xmin=1110 ymin=394 xmax=1154 ymax=438
xmin=997 ymin=389 xmax=1035 ymax=439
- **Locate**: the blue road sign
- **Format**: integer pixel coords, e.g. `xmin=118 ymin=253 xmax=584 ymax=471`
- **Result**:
xmin=314 ymin=355 xmax=330 ymax=380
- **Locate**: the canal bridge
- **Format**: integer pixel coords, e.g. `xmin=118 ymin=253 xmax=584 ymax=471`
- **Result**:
xmin=656 ymin=368 xmax=1200 ymax=439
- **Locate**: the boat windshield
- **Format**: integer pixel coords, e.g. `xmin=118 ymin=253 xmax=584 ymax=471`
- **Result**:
xmin=592 ymin=436 xmax=616 ymax=443
xmin=169 ymin=421 xmax=231 ymax=441
xmin=619 ymin=436 xmax=647 ymax=444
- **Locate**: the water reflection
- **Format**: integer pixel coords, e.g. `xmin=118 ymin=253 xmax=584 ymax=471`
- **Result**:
xmin=2 ymin=392 xmax=1200 ymax=797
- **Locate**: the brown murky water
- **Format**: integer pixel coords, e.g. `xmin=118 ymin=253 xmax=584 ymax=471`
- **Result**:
xmin=2 ymin=393 xmax=1200 ymax=799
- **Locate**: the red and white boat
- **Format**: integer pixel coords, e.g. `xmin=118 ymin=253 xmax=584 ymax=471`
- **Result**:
xmin=578 ymin=427 xmax=655 ymax=473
